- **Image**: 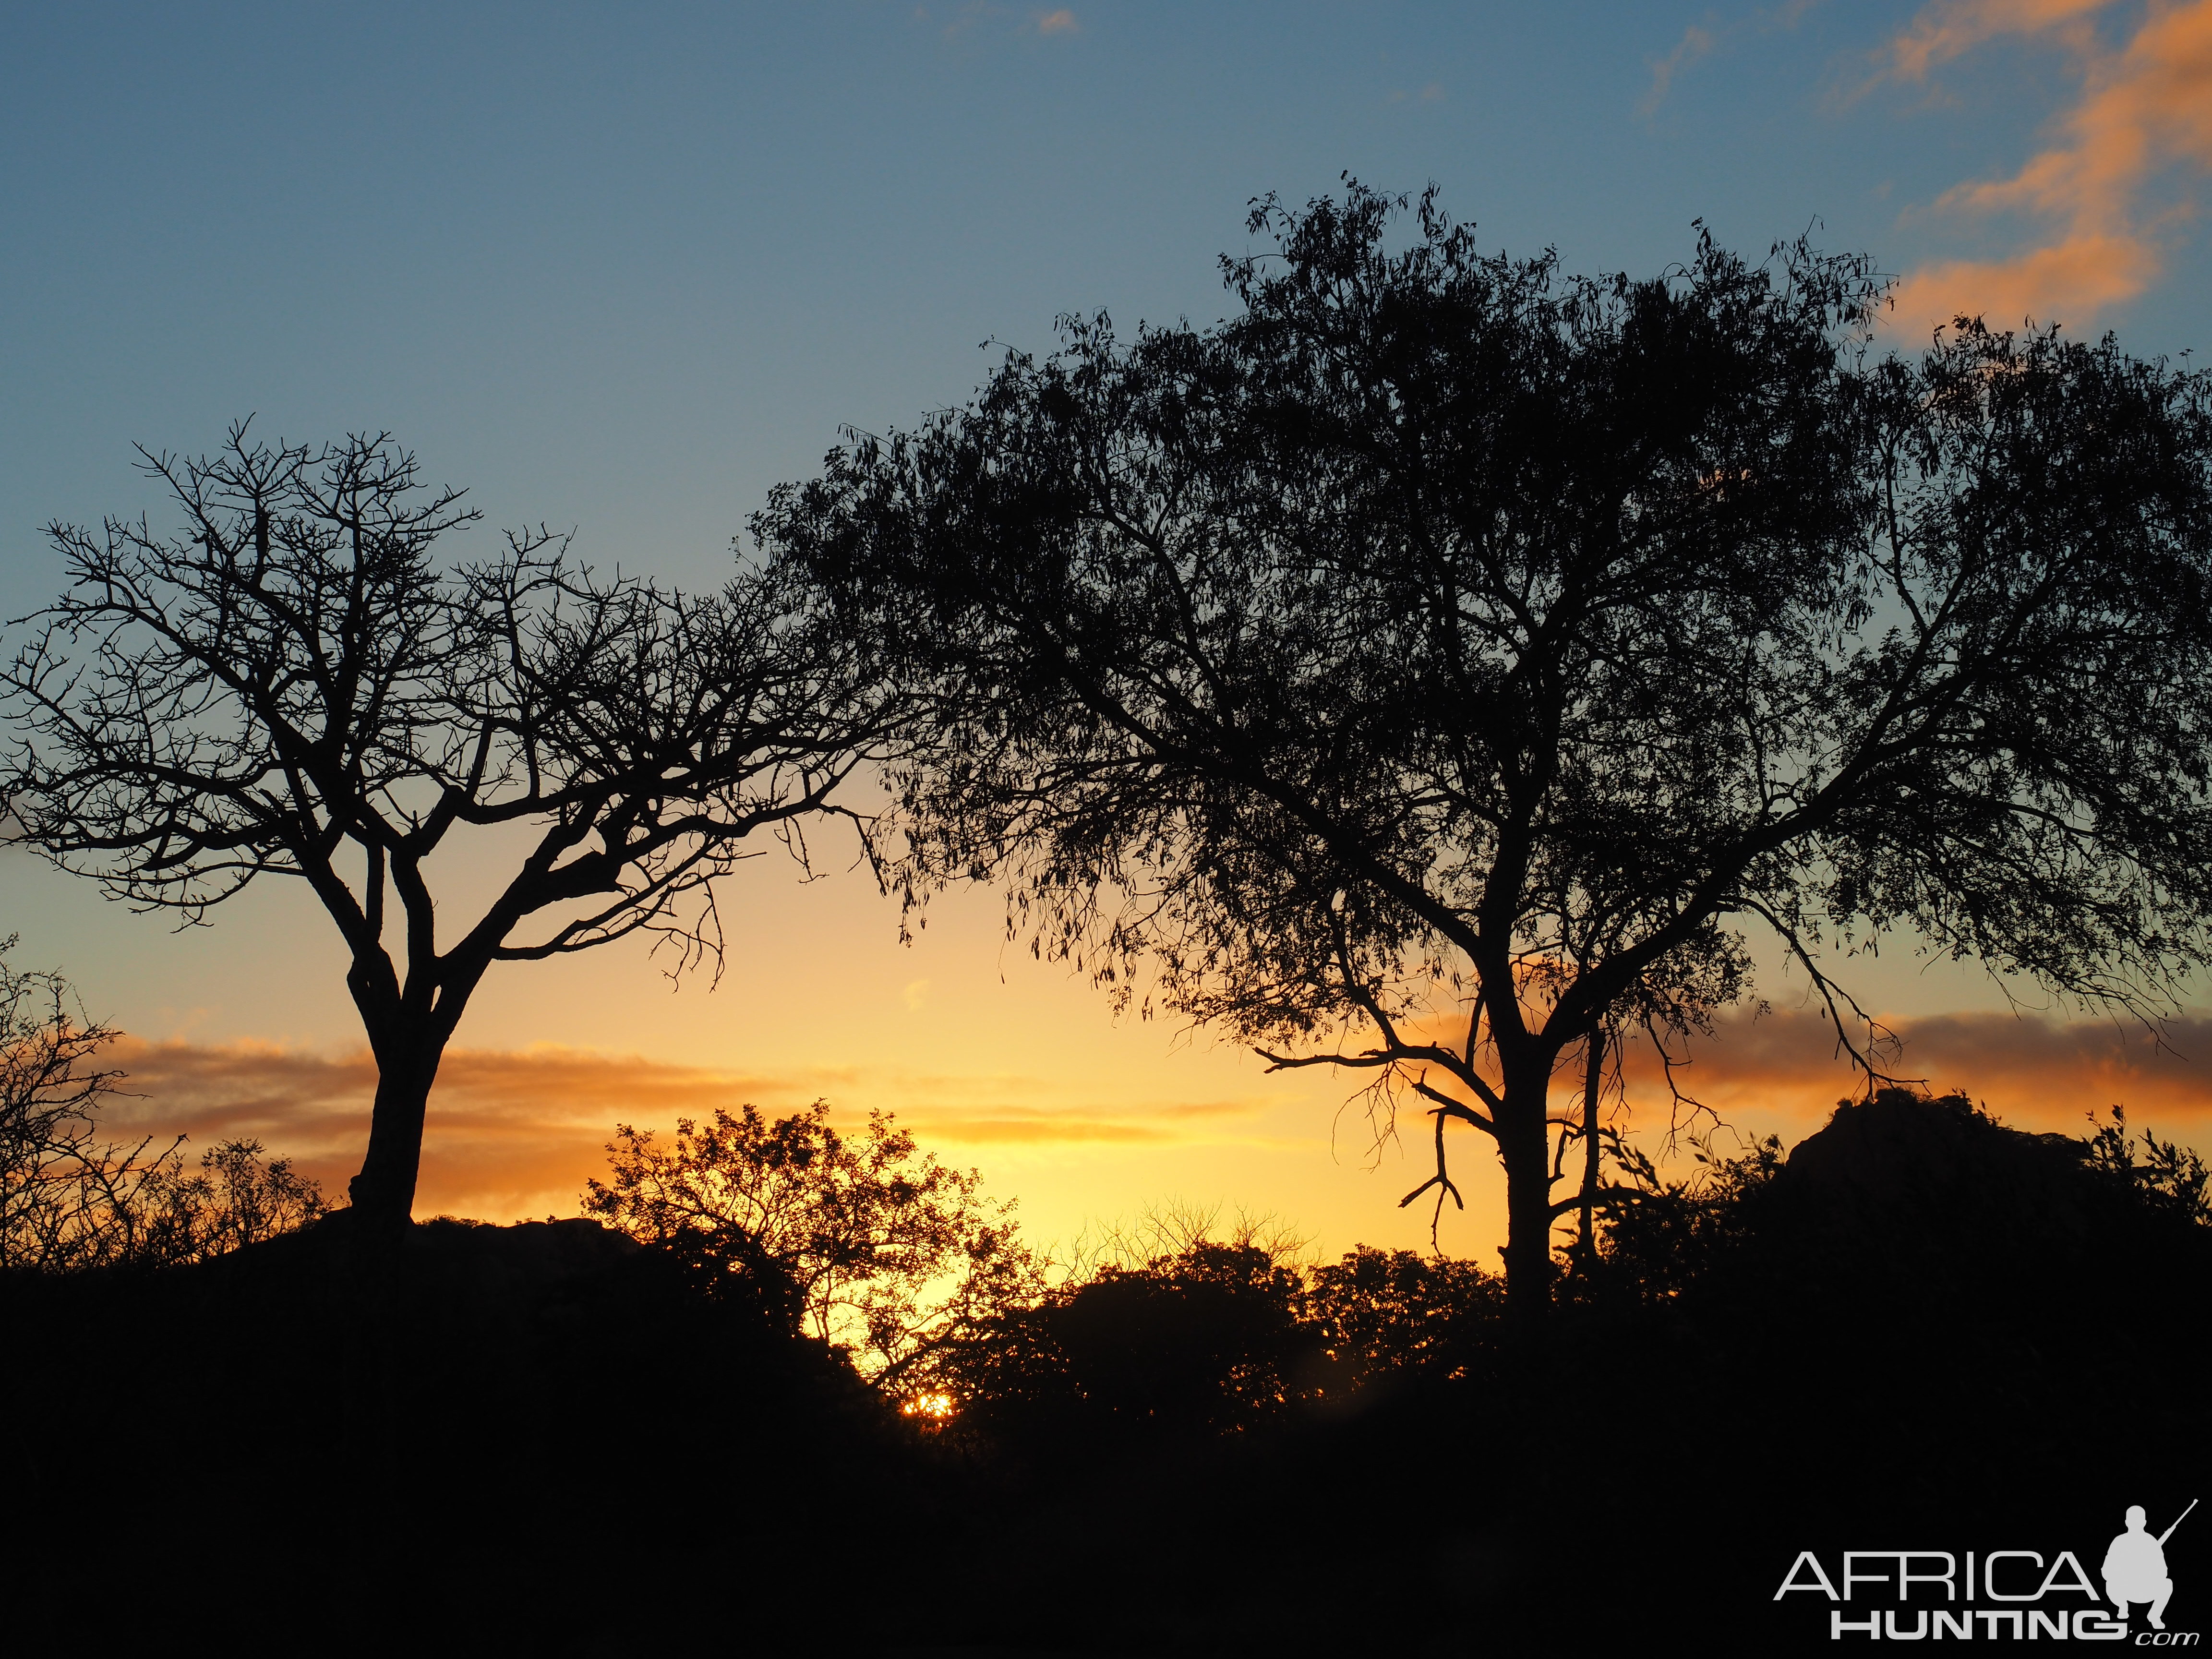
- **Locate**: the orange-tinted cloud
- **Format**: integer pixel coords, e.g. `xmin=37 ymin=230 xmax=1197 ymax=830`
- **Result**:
xmin=1881 ymin=0 xmax=2212 ymax=330
xmin=91 ymin=1006 xmax=2212 ymax=1232
xmin=94 ymin=1037 xmax=1282 ymax=1222
xmin=97 ymin=1038 xmax=793 ymax=1219
xmin=1879 ymin=0 xmax=2115 ymax=82
xmin=1375 ymin=999 xmax=2212 ymax=1144
xmin=1611 ymin=1004 xmax=2212 ymax=1136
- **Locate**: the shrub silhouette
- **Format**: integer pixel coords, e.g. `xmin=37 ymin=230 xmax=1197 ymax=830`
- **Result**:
xmin=583 ymin=1102 xmax=1042 ymax=1385
xmin=0 ymin=949 xmax=330 ymax=1273
xmin=943 ymin=1238 xmax=1317 ymax=1451
xmin=129 ymin=1137 xmax=333 ymax=1265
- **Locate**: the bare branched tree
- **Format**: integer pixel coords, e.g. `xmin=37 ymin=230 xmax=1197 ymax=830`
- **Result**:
xmin=3 ymin=426 xmax=902 ymax=1220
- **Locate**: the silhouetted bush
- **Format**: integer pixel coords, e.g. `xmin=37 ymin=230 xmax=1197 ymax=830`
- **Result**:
xmin=939 ymin=1238 xmax=1316 ymax=1452
xmin=0 ymin=949 xmax=331 ymax=1274
xmin=1305 ymin=1244 xmax=1503 ymax=1390
xmin=0 ymin=944 xmax=153 ymax=1272
xmin=126 ymin=1136 xmax=334 ymax=1265
xmin=583 ymin=1102 xmax=1043 ymax=1384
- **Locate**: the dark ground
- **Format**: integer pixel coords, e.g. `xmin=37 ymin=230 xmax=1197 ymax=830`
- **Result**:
xmin=5 ymin=1092 xmax=2207 ymax=1655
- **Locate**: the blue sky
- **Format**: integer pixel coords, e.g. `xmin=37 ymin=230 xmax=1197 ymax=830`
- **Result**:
xmin=5 ymin=1 xmax=2210 ymax=1244
xmin=7 ymin=1 xmax=2202 ymax=607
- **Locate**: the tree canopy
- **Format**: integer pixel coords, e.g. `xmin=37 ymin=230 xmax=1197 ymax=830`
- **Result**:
xmin=755 ymin=182 xmax=2212 ymax=1325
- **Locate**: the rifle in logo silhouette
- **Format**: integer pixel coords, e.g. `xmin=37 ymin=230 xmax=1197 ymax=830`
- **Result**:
xmin=2162 ymin=1501 xmax=2200 ymax=1546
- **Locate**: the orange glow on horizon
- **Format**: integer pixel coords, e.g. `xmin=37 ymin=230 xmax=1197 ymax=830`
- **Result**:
xmin=95 ymin=1001 xmax=2212 ymax=1265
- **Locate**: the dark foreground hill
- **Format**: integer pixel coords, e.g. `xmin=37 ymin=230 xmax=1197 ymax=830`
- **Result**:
xmin=5 ymin=1092 xmax=2209 ymax=1654
xmin=1 ymin=1215 xmax=933 ymax=1650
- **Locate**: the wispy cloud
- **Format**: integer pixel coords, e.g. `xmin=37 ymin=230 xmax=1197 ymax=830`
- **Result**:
xmin=89 ymin=1002 xmax=2212 ymax=1226
xmin=1643 ymin=24 xmax=1720 ymax=115
xmin=1877 ymin=0 xmax=2114 ymax=83
xmin=933 ymin=2 xmax=1078 ymax=40
xmin=1879 ymin=0 xmax=2212 ymax=329
xmin=1612 ymin=1004 xmax=2212 ymax=1132
xmin=1376 ymin=1000 xmax=2212 ymax=1148
xmin=94 ymin=1038 xmax=1284 ymax=1221
xmin=1640 ymin=1 xmax=1821 ymax=115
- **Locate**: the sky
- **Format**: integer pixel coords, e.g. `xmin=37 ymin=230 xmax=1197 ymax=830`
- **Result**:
xmin=5 ymin=0 xmax=2212 ymax=1263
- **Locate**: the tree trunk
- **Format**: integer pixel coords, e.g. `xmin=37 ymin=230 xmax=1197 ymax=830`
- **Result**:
xmin=1578 ymin=1027 xmax=1603 ymax=1263
xmin=1497 ymin=1060 xmax=1556 ymax=1348
xmin=349 ymin=1039 xmax=445 ymax=1221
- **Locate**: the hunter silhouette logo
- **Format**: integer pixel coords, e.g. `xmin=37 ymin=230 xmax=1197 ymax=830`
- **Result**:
xmin=2108 ymin=1501 xmax=2195 ymax=1632
xmin=1776 ymin=1499 xmax=2200 ymax=1641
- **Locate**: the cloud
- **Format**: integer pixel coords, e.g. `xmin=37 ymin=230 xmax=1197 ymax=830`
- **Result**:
xmin=1880 ymin=0 xmax=2212 ymax=329
xmin=89 ymin=1002 xmax=2212 ymax=1228
xmin=92 ymin=1037 xmax=1284 ymax=1221
xmin=97 ymin=1038 xmax=817 ymax=1219
xmin=1035 ymin=7 xmax=1078 ymax=33
xmin=1643 ymin=24 xmax=1719 ymax=115
xmin=1378 ymin=999 xmax=2212 ymax=1149
xmin=1640 ymin=1 xmax=1822 ymax=114
xmin=1608 ymin=1004 xmax=2212 ymax=1133
xmin=1878 ymin=0 xmax=2114 ymax=83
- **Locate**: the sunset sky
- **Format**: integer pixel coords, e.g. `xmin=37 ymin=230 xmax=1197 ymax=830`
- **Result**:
xmin=6 ymin=1 xmax=2212 ymax=1262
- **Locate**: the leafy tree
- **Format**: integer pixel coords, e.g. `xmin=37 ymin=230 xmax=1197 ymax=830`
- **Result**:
xmin=3 ymin=426 xmax=899 ymax=1220
xmin=926 ymin=1214 xmax=1509 ymax=1453
xmin=756 ymin=181 xmax=2212 ymax=1334
xmin=583 ymin=1102 xmax=1039 ymax=1383
xmin=1306 ymin=1244 xmax=1501 ymax=1388
xmin=932 ymin=1233 xmax=1317 ymax=1447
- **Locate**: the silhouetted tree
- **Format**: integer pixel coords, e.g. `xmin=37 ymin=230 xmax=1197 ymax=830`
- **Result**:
xmin=756 ymin=181 xmax=2212 ymax=1333
xmin=937 ymin=1234 xmax=1315 ymax=1449
xmin=3 ymin=427 xmax=901 ymax=1220
xmin=2083 ymin=1104 xmax=2212 ymax=1225
xmin=1306 ymin=1244 xmax=1502 ymax=1388
xmin=584 ymin=1102 xmax=1040 ymax=1383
